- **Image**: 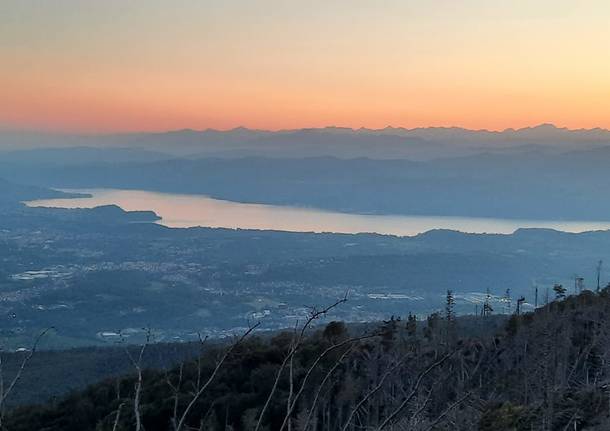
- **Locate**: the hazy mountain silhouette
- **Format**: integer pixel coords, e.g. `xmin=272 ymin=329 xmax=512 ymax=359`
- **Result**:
xmin=3 ymin=124 xmax=610 ymax=161
xmin=4 ymin=124 xmax=610 ymax=220
xmin=1 ymin=147 xmax=173 ymax=165
xmin=0 ymin=177 xmax=77 ymax=205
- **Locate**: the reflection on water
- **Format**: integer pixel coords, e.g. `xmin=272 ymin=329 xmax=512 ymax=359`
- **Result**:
xmin=25 ymin=188 xmax=610 ymax=236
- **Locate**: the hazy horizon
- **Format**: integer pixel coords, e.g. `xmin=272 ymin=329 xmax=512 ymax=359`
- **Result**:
xmin=2 ymin=122 xmax=610 ymax=137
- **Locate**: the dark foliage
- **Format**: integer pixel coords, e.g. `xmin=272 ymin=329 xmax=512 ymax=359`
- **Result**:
xmin=7 ymin=289 xmax=610 ymax=430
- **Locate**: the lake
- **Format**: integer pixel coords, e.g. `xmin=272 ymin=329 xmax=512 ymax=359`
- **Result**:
xmin=25 ymin=188 xmax=610 ymax=236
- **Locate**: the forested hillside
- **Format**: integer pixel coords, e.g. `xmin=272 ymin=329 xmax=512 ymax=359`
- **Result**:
xmin=0 ymin=178 xmax=77 ymax=208
xmin=6 ymin=290 xmax=610 ymax=430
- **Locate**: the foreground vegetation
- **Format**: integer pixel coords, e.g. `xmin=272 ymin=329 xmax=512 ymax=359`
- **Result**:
xmin=4 ymin=288 xmax=610 ymax=430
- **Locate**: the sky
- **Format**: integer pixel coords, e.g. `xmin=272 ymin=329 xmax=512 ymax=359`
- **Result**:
xmin=1 ymin=0 xmax=610 ymax=133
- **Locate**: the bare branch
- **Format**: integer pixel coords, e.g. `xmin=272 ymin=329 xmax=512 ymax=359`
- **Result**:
xmin=376 ymin=349 xmax=457 ymax=430
xmin=167 ymin=363 xmax=184 ymax=430
xmin=280 ymin=333 xmax=378 ymax=431
xmin=175 ymin=321 xmax=260 ymax=431
xmin=422 ymin=391 xmax=472 ymax=431
xmin=254 ymin=294 xmax=348 ymax=431
xmin=302 ymin=345 xmax=355 ymax=431
xmin=121 ymin=328 xmax=152 ymax=431
xmin=410 ymin=388 xmax=433 ymax=426
xmin=112 ymin=402 xmax=125 ymax=431
xmin=341 ymin=357 xmax=406 ymax=431
xmin=0 ymin=327 xmax=52 ymax=427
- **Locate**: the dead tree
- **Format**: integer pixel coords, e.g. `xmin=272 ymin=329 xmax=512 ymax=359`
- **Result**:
xmin=255 ymin=293 xmax=349 ymax=431
xmin=123 ymin=328 xmax=152 ymax=431
xmin=279 ymin=333 xmax=380 ymax=431
xmin=516 ymin=296 xmax=526 ymax=315
xmin=375 ymin=349 xmax=456 ymax=430
xmin=597 ymin=260 xmax=604 ymax=292
xmin=302 ymin=345 xmax=356 ymax=430
xmin=0 ymin=327 xmax=52 ymax=429
xmin=341 ymin=356 xmax=408 ymax=431
xmin=175 ymin=321 xmax=260 ymax=431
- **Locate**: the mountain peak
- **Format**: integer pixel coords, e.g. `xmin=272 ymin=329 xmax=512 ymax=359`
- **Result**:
xmin=532 ymin=123 xmax=559 ymax=130
xmin=514 ymin=123 xmax=560 ymax=132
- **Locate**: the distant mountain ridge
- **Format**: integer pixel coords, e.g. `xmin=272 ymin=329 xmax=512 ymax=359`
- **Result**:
xmin=0 ymin=177 xmax=77 ymax=205
xmin=5 ymin=151 xmax=610 ymax=220
xmin=4 ymin=124 xmax=610 ymax=221
xmin=2 ymin=124 xmax=610 ymax=161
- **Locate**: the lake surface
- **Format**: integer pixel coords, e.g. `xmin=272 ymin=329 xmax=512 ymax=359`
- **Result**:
xmin=25 ymin=189 xmax=610 ymax=236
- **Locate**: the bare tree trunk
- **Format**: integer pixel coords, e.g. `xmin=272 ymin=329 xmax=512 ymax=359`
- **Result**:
xmin=281 ymin=334 xmax=377 ymax=431
xmin=287 ymin=354 xmax=294 ymax=431
xmin=131 ymin=350 xmax=146 ymax=431
xmin=175 ymin=322 xmax=259 ymax=431
xmin=422 ymin=392 xmax=471 ymax=431
xmin=341 ymin=358 xmax=405 ymax=431
xmin=123 ymin=328 xmax=152 ymax=431
xmin=167 ymin=363 xmax=184 ymax=430
xmin=376 ymin=350 xmax=456 ymax=430
xmin=255 ymin=295 xmax=348 ymax=431
xmin=0 ymin=328 xmax=52 ymax=429
xmin=303 ymin=346 xmax=355 ymax=430
xmin=112 ymin=402 xmax=125 ymax=431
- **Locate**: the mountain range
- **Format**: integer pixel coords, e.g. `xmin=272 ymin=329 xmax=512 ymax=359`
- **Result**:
xmin=3 ymin=124 xmax=610 ymax=160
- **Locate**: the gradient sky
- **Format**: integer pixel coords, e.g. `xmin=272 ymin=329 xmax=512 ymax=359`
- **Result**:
xmin=2 ymin=0 xmax=610 ymax=133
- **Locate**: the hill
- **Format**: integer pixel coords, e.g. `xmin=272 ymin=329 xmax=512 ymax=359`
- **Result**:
xmin=5 ymin=151 xmax=610 ymax=220
xmin=0 ymin=177 xmax=79 ymax=207
xmin=6 ymin=290 xmax=610 ymax=430
xmin=0 ymin=342 xmax=202 ymax=408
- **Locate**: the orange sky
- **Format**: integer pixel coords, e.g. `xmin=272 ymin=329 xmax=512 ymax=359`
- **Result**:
xmin=2 ymin=1 xmax=610 ymax=133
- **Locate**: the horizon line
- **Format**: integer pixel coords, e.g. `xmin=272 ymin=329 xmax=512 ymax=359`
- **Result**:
xmin=2 ymin=122 xmax=610 ymax=137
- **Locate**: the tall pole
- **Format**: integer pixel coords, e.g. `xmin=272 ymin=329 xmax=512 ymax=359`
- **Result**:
xmin=597 ymin=260 xmax=603 ymax=292
xmin=574 ymin=276 xmax=578 ymax=294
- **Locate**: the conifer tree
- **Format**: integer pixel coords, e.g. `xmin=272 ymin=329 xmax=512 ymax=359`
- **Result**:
xmin=445 ymin=289 xmax=455 ymax=323
xmin=482 ymin=288 xmax=494 ymax=317
xmin=553 ymin=283 xmax=566 ymax=300
xmin=405 ymin=313 xmax=417 ymax=338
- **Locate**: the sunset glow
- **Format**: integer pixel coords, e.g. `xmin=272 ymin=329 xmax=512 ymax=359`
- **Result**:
xmin=2 ymin=0 xmax=610 ymax=133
